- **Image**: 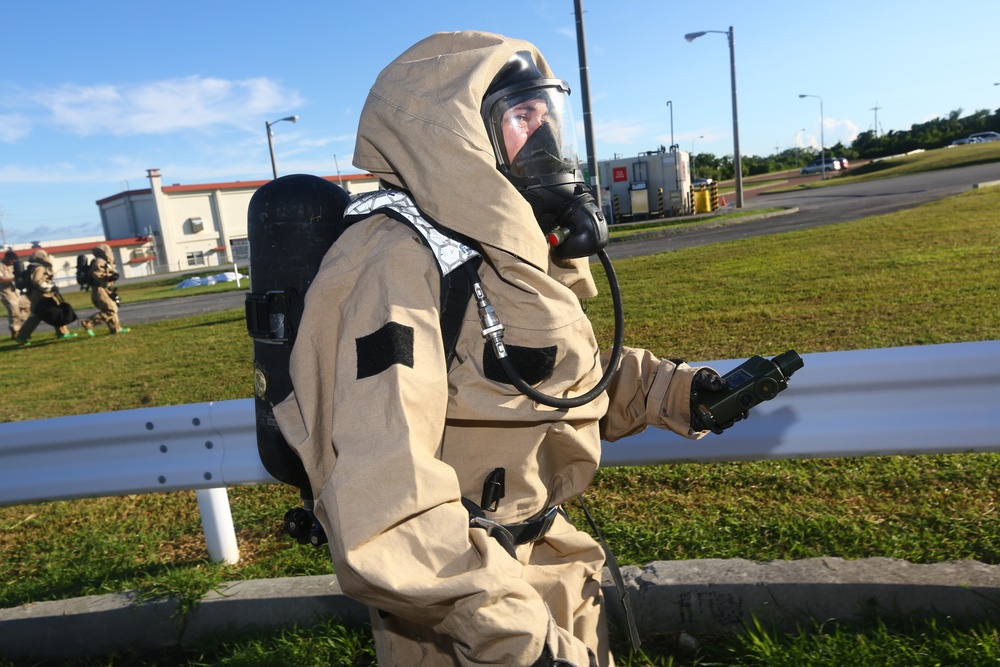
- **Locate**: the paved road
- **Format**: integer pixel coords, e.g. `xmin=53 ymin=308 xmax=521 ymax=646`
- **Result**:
xmin=89 ymin=162 xmax=1000 ymax=325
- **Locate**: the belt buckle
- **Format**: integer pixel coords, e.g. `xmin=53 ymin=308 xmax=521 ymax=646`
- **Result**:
xmin=469 ymin=516 xmax=515 ymax=545
xmin=537 ymin=505 xmax=559 ymax=536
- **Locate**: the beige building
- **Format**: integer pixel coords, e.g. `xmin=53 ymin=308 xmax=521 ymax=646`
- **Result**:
xmin=96 ymin=168 xmax=380 ymax=275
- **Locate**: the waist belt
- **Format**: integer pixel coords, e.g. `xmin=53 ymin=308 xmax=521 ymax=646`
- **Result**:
xmin=463 ymin=498 xmax=561 ymax=557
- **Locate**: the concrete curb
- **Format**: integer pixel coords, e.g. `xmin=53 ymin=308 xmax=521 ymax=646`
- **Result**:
xmin=4 ymin=558 xmax=1000 ymax=660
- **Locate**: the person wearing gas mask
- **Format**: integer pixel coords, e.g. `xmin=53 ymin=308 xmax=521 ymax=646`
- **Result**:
xmin=1 ymin=250 xmax=31 ymax=340
xmin=80 ymin=243 xmax=130 ymax=336
xmin=273 ymin=31 xmax=744 ymax=667
xmin=15 ymin=249 xmax=78 ymax=344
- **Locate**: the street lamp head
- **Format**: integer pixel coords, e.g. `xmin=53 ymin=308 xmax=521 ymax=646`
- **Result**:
xmin=798 ymin=94 xmax=808 ymax=99
xmin=268 ymin=115 xmax=299 ymax=127
xmin=265 ymin=115 xmax=299 ymax=179
xmin=684 ymin=31 xmax=706 ymax=42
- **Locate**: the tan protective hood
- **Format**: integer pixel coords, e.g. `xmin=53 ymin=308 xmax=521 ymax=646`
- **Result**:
xmin=93 ymin=244 xmax=113 ymax=262
xmin=353 ymin=31 xmax=557 ymax=271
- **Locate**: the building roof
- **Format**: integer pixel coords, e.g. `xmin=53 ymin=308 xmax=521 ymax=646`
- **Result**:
xmin=5 ymin=236 xmax=151 ymax=259
xmin=160 ymin=172 xmax=376 ymax=194
xmin=95 ymin=173 xmax=377 ymax=205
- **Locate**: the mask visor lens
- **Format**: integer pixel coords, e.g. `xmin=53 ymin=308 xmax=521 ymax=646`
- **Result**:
xmin=489 ymin=87 xmax=579 ymax=179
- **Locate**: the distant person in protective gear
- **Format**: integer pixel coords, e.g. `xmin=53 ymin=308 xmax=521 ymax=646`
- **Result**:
xmin=273 ymin=31 xmax=745 ymax=667
xmin=80 ymin=243 xmax=130 ymax=336
xmin=15 ymin=249 xmax=78 ymax=345
xmin=1 ymin=250 xmax=31 ymax=340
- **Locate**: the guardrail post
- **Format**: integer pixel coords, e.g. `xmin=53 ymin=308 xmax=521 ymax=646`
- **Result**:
xmin=195 ymin=487 xmax=239 ymax=564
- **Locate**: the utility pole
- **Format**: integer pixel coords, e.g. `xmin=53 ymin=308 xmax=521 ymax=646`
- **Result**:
xmin=870 ymin=102 xmax=883 ymax=138
xmin=574 ymin=0 xmax=600 ymax=207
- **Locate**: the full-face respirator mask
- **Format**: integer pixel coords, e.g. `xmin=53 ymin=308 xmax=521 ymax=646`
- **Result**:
xmin=471 ymin=52 xmax=624 ymax=410
xmin=482 ymin=52 xmax=608 ymax=260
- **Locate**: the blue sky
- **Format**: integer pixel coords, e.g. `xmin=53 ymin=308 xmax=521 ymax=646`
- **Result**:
xmin=1 ymin=1 xmax=997 ymax=245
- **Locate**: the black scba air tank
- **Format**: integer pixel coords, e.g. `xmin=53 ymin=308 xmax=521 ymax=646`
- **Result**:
xmin=245 ymin=174 xmax=351 ymax=498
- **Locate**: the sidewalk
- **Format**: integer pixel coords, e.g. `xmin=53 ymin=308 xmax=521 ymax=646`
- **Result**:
xmin=4 ymin=558 xmax=1000 ymax=661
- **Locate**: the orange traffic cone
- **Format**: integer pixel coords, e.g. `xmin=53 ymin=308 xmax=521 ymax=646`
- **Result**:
xmin=719 ymin=195 xmax=727 ymax=206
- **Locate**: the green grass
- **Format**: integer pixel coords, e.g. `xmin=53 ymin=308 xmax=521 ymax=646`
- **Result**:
xmin=1 ymin=186 xmax=999 ymax=665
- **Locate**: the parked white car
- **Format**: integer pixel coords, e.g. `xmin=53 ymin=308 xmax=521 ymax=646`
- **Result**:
xmin=801 ymin=157 xmax=841 ymax=174
xmin=951 ymin=132 xmax=1000 ymax=146
xmin=968 ymin=132 xmax=1000 ymax=143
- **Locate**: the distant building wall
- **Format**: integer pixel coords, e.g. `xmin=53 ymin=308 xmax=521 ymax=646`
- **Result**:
xmin=95 ymin=170 xmax=381 ymax=274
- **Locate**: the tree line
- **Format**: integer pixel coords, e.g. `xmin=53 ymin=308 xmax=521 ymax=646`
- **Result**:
xmin=688 ymin=107 xmax=1000 ymax=182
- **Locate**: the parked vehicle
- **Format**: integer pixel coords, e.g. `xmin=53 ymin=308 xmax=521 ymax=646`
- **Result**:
xmin=801 ymin=157 xmax=841 ymax=174
xmin=951 ymin=137 xmax=981 ymax=146
xmin=968 ymin=132 xmax=1000 ymax=143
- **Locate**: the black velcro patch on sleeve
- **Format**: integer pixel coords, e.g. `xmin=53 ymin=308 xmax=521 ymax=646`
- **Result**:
xmin=483 ymin=343 xmax=557 ymax=386
xmin=356 ymin=321 xmax=415 ymax=379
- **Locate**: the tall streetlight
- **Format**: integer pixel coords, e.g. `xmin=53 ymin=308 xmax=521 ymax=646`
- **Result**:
xmin=665 ymin=100 xmax=675 ymax=150
xmin=798 ymin=94 xmax=825 ymax=179
xmin=684 ymin=26 xmax=743 ymax=207
xmin=266 ymin=115 xmax=299 ymax=180
xmin=574 ymin=0 xmax=600 ymax=206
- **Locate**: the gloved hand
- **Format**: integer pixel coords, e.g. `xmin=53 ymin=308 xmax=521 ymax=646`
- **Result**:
xmin=690 ymin=368 xmax=748 ymax=434
xmin=110 ymin=271 xmax=120 ymax=282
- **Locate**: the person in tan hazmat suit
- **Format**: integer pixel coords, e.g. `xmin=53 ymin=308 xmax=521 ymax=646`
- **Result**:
xmin=80 ymin=243 xmax=130 ymax=336
xmin=15 ymin=249 xmax=78 ymax=344
xmin=273 ymin=31 xmax=745 ymax=666
xmin=1 ymin=250 xmax=31 ymax=340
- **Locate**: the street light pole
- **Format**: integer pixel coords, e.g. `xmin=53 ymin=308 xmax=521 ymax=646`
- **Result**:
xmin=574 ymin=0 xmax=600 ymax=206
xmin=684 ymin=27 xmax=743 ymax=207
xmin=265 ymin=115 xmax=299 ymax=180
xmin=798 ymin=94 xmax=825 ymax=179
xmin=666 ymin=100 xmax=675 ymax=150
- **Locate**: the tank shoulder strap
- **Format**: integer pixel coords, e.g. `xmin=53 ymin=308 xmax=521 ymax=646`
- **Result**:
xmin=343 ymin=189 xmax=480 ymax=365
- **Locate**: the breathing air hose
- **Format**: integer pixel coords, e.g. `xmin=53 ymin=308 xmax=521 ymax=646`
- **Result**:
xmin=470 ymin=249 xmax=625 ymax=409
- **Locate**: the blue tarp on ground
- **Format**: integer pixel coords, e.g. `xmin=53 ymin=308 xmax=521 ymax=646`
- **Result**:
xmin=175 ymin=272 xmax=246 ymax=289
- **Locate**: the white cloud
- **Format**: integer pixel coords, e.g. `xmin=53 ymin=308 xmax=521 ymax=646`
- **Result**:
xmin=590 ymin=118 xmax=649 ymax=146
xmin=30 ymin=76 xmax=304 ymax=137
xmin=0 ymin=114 xmax=33 ymax=143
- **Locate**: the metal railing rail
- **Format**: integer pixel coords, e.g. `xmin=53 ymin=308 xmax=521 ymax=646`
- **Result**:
xmin=2 ymin=340 xmax=998 ymax=563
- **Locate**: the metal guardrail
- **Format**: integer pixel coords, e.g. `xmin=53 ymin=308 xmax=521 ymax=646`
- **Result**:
xmin=2 ymin=340 xmax=998 ymax=563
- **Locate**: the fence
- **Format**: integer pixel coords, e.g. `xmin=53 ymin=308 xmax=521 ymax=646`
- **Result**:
xmin=2 ymin=340 xmax=998 ymax=564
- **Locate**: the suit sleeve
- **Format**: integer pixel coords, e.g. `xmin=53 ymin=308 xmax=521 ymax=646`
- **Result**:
xmin=275 ymin=224 xmax=552 ymax=665
xmin=599 ymin=345 xmax=713 ymax=441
